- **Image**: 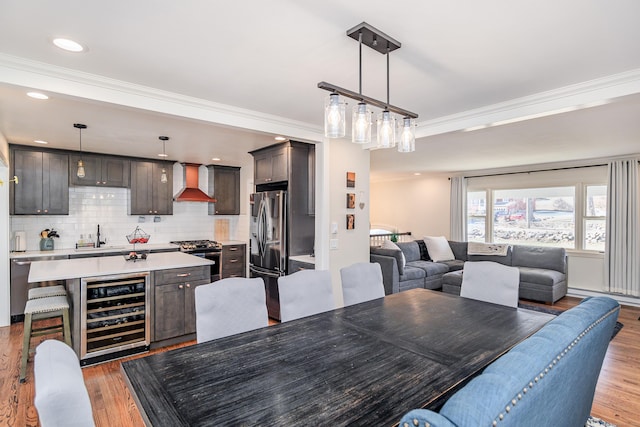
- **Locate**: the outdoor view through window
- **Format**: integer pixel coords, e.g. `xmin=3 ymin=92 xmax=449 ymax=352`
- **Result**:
xmin=467 ymin=185 xmax=607 ymax=251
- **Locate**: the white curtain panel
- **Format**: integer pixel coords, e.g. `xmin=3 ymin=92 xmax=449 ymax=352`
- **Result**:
xmin=450 ymin=176 xmax=467 ymax=241
xmin=605 ymin=159 xmax=640 ymax=296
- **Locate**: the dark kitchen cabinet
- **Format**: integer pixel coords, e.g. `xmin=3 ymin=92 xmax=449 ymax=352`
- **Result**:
xmin=220 ymin=243 xmax=246 ymax=278
xmin=207 ymin=165 xmax=240 ymax=215
xmin=153 ymin=266 xmax=210 ymax=342
xmin=10 ymin=147 xmax=69 ymax=215
xmin=130 ymin=161 xmax=173 ymax=215
xmin=252 ymin=144 xmax=288 ymax=185
xmin=69 ymin=153 xmax=130 ymax=187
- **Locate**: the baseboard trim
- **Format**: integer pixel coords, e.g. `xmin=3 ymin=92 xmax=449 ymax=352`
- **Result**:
xmin=568 ymin=288 xmax=640 ymax=307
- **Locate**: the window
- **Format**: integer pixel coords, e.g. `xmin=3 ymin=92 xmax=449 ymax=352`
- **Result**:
xmin=467 ymin=191 xmax=486 ymax=242
xmin=492 ymin=187 xmax=575 ymax=249
xmin=584 ymin=185 xmax=607 ymax=251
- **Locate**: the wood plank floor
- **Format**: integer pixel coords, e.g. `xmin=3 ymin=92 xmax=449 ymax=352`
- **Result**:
xmin=1 ymin=296 xmax=639 ymax=426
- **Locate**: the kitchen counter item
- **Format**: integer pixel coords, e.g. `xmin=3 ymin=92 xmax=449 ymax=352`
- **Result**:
xmin=14 ymin=231 xmax=26 ymax=252
xmin=40 ymin=238 xmax=54 ymax=251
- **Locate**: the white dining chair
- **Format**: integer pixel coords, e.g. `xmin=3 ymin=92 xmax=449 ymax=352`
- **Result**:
xmin=278 ymin=269 xmax=335 ymax=322
xmin=34 ymin=340 xmax=95 ymax=427
xmin=340 ymin=262 xmax=385 ymax=306
xmin=460 ymin=261 xmax=520 ymax=308
xmin=195 ymin=277 xmax=269 ymax=343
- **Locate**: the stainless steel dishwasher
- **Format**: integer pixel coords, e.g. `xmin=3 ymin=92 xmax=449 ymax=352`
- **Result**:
xmin=10 ymin=255 xmax=68 ymax=323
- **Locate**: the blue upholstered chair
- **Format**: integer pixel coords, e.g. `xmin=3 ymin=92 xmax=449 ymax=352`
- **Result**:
xmin=278 ymin=269 xmax=334 ymax=322
xmin=340 ymin=262 xmax=385 ymax=306
xmin=195 ymin=277 xmax=269 ymax=343
xmin=34 ymin=340 xmax=95 ymax=427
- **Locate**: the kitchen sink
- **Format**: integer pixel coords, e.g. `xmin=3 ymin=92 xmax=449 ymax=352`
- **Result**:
xmin=74 ymin=245 xmax=125 ymax=252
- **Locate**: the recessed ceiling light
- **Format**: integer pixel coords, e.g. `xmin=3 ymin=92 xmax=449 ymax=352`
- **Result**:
xmin=274 ymin=136 xmax=287 ymax=141
xmin=52 ymin=38 xmax=85 ymax=52
xmin=27 ymin=92 xmax=49 ymax=100
xmin=414 ymin=172 xmax=421 ymax=176
xmin=158 ymin=153 xmax=169 ymax=158
xmin=34 ymin=140 xmax=48 ymax=144
xmin=211 ymin=157 xmax=221 ymax=161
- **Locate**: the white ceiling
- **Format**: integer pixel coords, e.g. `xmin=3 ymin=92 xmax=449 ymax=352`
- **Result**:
xmin=1 ymin=0 xmax=640 ymax=177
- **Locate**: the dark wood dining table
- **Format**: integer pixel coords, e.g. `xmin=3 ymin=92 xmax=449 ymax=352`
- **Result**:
xmin=121 ymin=289 xmax=554 ymax=426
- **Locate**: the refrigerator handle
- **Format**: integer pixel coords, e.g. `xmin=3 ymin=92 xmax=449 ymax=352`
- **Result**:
xmin=256 ymin=198 xmax=266 ymax=257
xmin=279 ymin=192 xmax=287 ymax=273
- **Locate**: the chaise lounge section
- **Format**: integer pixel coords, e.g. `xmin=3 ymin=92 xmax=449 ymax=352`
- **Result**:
xmin=370 ymin=240 xmax=567 ymax=303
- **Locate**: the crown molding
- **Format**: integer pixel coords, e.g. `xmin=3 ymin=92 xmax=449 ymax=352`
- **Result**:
xmin=416 ymin=68 xmax=640 ymax=138
xmin=0 ymin=53 xmax=324 ymax=142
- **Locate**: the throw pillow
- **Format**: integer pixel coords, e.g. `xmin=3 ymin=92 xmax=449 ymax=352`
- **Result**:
xmin=423 ymin=236 xmax=455 ymax=262
xmin=381 ymin=239 xmax=406 ymax=271
xmin=416 ymin=239 xmax=431 ymax=261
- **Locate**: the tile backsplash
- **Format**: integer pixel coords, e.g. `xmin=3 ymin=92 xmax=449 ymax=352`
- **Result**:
xmin=10 ymin=186 xmax=248 ymax=251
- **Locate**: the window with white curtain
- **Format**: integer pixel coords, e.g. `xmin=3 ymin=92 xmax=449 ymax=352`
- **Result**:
xmin=465 ymin=166 xmax=607 ymax=252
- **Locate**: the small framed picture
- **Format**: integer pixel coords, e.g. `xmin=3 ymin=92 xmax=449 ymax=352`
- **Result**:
xmin=346 ymin=171 xmax=356 ymax=188
xmin=346 ymin=214 xmax=355 ymax=230
xmin=346 ymin=193 xmax=355 ymax=209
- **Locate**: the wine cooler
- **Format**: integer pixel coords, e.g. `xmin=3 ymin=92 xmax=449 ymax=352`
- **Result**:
xmin=80 ymin=272 xmax=150 ymax=364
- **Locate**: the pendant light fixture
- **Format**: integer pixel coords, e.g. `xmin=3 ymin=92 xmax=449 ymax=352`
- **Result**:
xmin=318 ymin=22 xmax=418 ymax=152
xmin=159 ymin=136 xmax=169 ymax=184
xmin=398 ymin=117 xmax=416 ymax=152
xmin=74 ymin=123 xmax=87 ymax=178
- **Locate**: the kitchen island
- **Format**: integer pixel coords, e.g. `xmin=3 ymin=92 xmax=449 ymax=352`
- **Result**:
xmin=28 ymin=252 xmax=214 ymax=364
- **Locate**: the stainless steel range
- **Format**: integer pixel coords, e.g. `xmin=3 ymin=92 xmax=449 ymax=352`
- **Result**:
xmin=170 ymin=240 xmax=221 ymax=281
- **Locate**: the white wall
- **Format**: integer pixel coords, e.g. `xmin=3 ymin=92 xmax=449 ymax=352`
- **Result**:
xmin=370 ymin=175 xmax=451 ymax=239
xmin=0 ymin=133 xmax=10 ymax=326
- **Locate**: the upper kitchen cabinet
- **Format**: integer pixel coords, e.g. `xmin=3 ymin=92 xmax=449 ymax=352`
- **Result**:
xmin=130 ymin=161 xmax=173 ymax=215
xmin=252 ymin=144 xmax=288 ymax=185
xmin=10 ymin=146 xmax=69 ymax=215
xmin=69 ymin=153 xmax=130 ymax=187
xmin=207 ymin=165 xmax=240 ymax=215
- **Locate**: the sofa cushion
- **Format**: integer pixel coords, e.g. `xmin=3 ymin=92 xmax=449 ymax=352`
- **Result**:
xmin=370 ymin=246 xmax=405 ymax=275
xmin=448 ymin=241 xmax=468 ymax=262
xmin=397 ymin=241 xmax=421 ymax=263
xmin=381 ymin=240 xmax=406 ymax=271
xmin=518 ymin=267 xmax=566 ymax=286
xmin=400 ymin=265 xmax=427 ymax=281
xmin=440 ymin=259 xmax=465 ymax=271
xmin=407 ymin=260 xmax=449 ymax=277
xmin=416 ymin=239 xmax=431 ymax=261
xmin=423 ymin=236 xmax=455 ymax=262
xmin=467 ymin=246 xmax=512 ymax=266
xmin=512 ymin=245 xmax=566 ymax=273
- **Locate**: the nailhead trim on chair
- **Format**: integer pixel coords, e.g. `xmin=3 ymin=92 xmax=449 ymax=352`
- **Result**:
xmin=491 ymin=306 xmax=620 ymax=426
xmin=28 ymin=285 xmax=67 ymax=300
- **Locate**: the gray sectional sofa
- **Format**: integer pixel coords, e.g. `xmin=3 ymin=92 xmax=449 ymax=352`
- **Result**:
xmin=370 ymin=240 xmax=567 ymax=303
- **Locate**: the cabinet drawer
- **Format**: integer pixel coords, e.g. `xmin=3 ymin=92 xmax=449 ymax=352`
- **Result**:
xmin=154 ymin=266 xmax=209 ymax=284
xmin=221 ymin=244 xmax=246 ymax=278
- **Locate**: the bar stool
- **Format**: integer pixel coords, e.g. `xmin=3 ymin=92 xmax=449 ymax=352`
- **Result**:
xmin=28 ymin=284 xmax=67 ymax=300
xmin=20 ymin=295 xmax=72 ymax=383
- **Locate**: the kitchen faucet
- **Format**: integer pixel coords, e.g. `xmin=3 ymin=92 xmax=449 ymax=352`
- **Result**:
xmin=96 ymin=224 xmax=105 ymax=248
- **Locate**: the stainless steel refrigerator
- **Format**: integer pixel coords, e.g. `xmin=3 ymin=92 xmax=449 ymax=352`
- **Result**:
xmin=249 ymin=190 xmax=287 ymax=319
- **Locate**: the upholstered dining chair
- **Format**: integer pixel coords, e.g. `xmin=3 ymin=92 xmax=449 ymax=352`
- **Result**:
xmin=34 ymin=340 xmax=95 ymax=427
xmin=460 ymin=261 xmax=520 ymax=307
xmin=195 ymin=277 xmax=269 ymax=344
xmin=278 ymin=269 xmax=335 ymax=322
xmin=340 ymin=262 xmax=385 ymax=306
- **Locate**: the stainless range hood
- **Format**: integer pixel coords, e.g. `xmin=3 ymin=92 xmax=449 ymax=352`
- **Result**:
xmin=174 ymin=163 xmax=217 ymax=202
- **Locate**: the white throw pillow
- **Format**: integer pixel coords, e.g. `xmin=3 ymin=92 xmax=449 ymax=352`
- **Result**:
xmin=423 ymin=236 xmax=455 ymax=262
xmin=381 ymin=239 xmax=406 ymax=270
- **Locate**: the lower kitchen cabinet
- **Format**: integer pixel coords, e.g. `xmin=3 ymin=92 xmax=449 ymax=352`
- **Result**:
xmin=153 ymin=265 xmax=209 ymax=342
xmin=220 ymin=243 xmax=246 ymax=278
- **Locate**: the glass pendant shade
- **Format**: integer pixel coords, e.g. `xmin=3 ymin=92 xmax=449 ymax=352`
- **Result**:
xmin=398 ymin=117 xmax=416 ymax=152
xmin=352 ymin=102 xmax=372 ymax=144
xmin=77 ymin=160 xmax=85 ymax=178
xmin=160 ymin=168 xmax=168 ymax=184
xmin=324 ymin=93 xmax=346 ymax=138
xmin=376 ymin=110 xmax=396 ymax=148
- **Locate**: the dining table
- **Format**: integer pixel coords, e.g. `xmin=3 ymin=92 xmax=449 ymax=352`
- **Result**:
xmin=121 ymin=288 xmax=554 ymax=426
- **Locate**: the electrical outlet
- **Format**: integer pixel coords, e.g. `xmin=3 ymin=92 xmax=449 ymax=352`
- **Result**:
xmin=330 ymin=239 xmax=339 ymax=250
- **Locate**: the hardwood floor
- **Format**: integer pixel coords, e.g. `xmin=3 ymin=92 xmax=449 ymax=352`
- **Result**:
xmin=1 ymin=297 xmax=639 ymax=426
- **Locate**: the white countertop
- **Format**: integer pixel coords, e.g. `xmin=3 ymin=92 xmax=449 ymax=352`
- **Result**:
xmin=10 ymin=243 xmax=181 ymax=260
xmin=28 ymin=251 xmax=213 ymax=283
xmin=289 ymin=255 xmax=316 ymax=264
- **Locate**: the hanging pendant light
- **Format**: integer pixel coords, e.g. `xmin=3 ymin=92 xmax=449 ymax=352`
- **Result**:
xmin=324 ymin=93 xmax=346 ymax=138
xmin=352 ymin=102 xmax=372 ymax=143
xmin=73 ymin=123 xmax=87 ymax=178
xmin=376 ymin=110 xmax=396 ymax=148
xmin=159 ymin=136 xmax=169 ymax=184
xmin=397 ymin=117 xmax=416 ymax=152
